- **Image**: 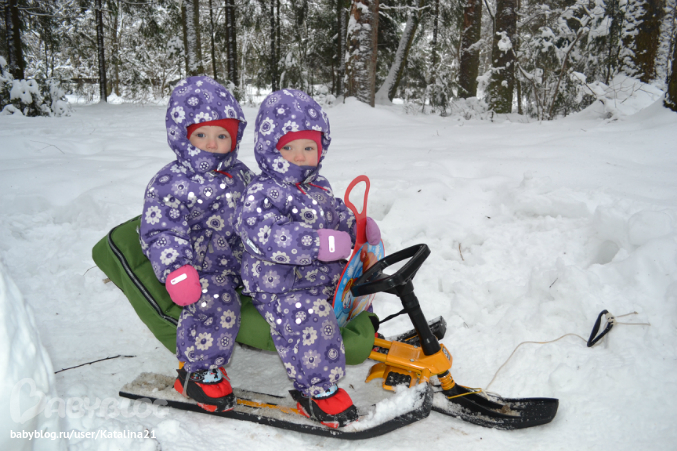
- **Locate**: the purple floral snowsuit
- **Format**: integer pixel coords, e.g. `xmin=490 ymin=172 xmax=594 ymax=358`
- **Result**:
xmin=236 ymin=90 xmax=356 ymax=397
xmin=139 ymin=76 xmax=252 ymax=372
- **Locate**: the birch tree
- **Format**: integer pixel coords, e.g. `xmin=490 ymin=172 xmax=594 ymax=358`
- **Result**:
xmin=374 ymin=0 xmax=425 ymax=104
xmin=345 ymin=0 xmax=379 ymax=106
xmin=485 ymin=0 xmax=516 ymax=114
xmin=458 ymin=0 xmax=483 ymax=98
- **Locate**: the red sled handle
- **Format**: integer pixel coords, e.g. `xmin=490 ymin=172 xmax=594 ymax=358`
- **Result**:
xmin=344 ymin=175 xmax=370 ymax=249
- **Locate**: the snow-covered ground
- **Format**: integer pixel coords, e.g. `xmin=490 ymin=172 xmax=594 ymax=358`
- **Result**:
xmin=1 ymin=83 xmax=676 ymax=450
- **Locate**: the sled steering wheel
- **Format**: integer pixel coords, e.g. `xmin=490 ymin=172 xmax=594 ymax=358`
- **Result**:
xmin=351 ymin=244 xmax=430 ymax=297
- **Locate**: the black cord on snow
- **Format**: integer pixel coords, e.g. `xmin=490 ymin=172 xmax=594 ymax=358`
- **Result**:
xmin=587 ymin=310 xmax=614 ymax=347
xmin=54 ymin=355 xmax=136 ymax=374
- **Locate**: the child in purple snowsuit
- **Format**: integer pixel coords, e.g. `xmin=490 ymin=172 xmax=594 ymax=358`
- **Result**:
xmin=236 ymin=89 xmax=380 ymax=428
xmin=139 ymin=75 xmax=251 ymax=412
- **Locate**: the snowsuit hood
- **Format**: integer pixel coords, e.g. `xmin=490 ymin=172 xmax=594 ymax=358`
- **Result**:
xmin=253 ymin=89 xmax=331 ymax=186
xmin=166 ymin=76 xmax=247 ymax=174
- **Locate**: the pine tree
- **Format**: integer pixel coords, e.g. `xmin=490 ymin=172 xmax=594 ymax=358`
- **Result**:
xmin=637 ymin=0 xmax=665 ymax=82
xmin=336 ymin=0 xmax=349 ymax=97
xmin=665 ymin=29 xmax=677 ymax=111
xmin=623 ymin=0 xmax=666 ymax=82
xmin=458 ymin=0 xmax=483 ymax=98
xmin=95 ymin=0 xmax=107 ymax=102
xmin=269 ymin=0 xmax=279 ymax=90
xmin=655 ymin=0 xmax=676 ymax=86
xmin=3 ymin=0 xmax=25 ymax=79
xmin=225 ymin=0 xmax=238 ymax=88
xmin=428 ymin=0 xmax=447 ymax=112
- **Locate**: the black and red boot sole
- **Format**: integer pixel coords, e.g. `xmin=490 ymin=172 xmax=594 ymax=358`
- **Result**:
xmin=290 ymin=390 xmax=359 ymax=429
xmin=174 ymin=368 xmax=236 ymax=413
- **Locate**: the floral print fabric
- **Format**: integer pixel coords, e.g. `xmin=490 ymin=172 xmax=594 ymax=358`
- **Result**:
xmin=139 ymin=76 xmax=252 ymax=371
xmin=236 ymin=89 xmax=355 ymax=395
xmin=253 ymin=289 xmax=346 ymax=397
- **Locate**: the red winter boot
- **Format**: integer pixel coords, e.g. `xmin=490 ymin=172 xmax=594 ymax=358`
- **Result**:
xmin=291 ymin=386 xmax=358 ymax=428
xmin=174 ymin=366 xmax=236 ymax=412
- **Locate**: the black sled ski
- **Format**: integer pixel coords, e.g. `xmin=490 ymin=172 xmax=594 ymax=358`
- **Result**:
xmin=119 ymin=373 xmax=433 ymax=440
xmin=379 ymin=315 xmax=557 ymax=429
xmin=432 ymin=384 xmax=559 ymax=430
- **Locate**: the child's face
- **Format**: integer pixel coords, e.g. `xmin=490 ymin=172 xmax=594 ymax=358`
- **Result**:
xmin=279 ymin=139 xmax=319 ymax=167
xmin=188 ymin=125 xmax=232 ymax=154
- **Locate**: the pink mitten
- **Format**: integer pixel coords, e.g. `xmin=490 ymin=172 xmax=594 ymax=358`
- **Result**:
xmin=365 ymin=217 xmax=381 ymax=245
xmin=317 ymin=229 xmax=352 ymax=261
xmin=166 ymin=265 xmax=202 ymax=306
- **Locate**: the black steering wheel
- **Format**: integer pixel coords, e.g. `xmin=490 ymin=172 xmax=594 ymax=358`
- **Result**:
xmin=351 ymin=244 xmax=430 ymax=297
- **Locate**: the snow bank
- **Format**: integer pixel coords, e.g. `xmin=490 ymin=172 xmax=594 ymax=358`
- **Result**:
xmin=0 ymin=263 xmax=64 ymax=451
xmin=571 ymin=74 xmax=665 ymax=120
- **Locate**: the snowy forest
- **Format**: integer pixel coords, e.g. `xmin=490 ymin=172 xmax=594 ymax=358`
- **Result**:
xmin=2 ymin=0 xmax=677 ymax=117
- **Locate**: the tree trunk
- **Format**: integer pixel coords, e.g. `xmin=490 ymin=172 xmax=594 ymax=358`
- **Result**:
xmin=665 ymin=27 xmax=677 ymax=111
xmin=632 ymin=0 xmax=666 ymax=83
xmin=655 ymin=0 xmax=676 ymax=86
xmin=184 ymin=0 xmax=204 ymax=76
xmin=429 ymin=0 xmax=441 ymax=112
xmin=225 ymin=0 xmax=238 ymax=87
xmin=486 ymin=0 xmax=516 ymax=114
xmin=112 ymin=1 xmax=121 ymax=96
xmin=375 ymin=0 xmax=424 ymax=104
xmin=458 ymin=0 xmax=483 ymax=98
xmin=194 ymin=0 xmax=204 ymax=73
xmin=95 ymin=0 xmax=108 ymax=102
xmin=4 ymin=0 xmax=24 ymax=79
xmin=270 ymin=0 xmax=278 ymax=91
xmin=209 ymin=0 xmax=217 ymax=79
xmin=276 ymin=0 xmax=281 ymax=80
xmin=516 ymin=78 xmax=523 ymax=114
xmin=181 ymin=2 xmax=189 ymax=76
xmin=345 ymin=0 xmax=379 ymax=106
xmin=605 ymin=0 xmax=625 ymax=83
xmin=336 ymin=0 xmax=349 ymax=97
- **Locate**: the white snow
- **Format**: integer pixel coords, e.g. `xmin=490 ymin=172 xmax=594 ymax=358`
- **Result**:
xmin=1 ymin=80 xmax=677 ymax=450
xmin=0 ymin=263 xmax=64 ymax=450
xmin=497 ymin=32 xmax=513 ymax=52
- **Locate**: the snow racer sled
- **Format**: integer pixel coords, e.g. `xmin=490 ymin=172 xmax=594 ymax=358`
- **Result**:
xmin=115 ymin=243 xmax=558 ymax=438
xmin=94 ymin=176 xmax=558 ymax=438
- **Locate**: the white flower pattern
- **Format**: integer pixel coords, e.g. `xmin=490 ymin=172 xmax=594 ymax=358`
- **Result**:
xmin=140 ymin=76 xmax=255 ymax=374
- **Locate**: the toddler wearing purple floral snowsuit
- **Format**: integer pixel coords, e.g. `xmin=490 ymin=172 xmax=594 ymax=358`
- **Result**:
xmin=236 ymin=90 xmax=356 ymax=399
xmin=139 ymin=76 xmax=251 ymax=375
